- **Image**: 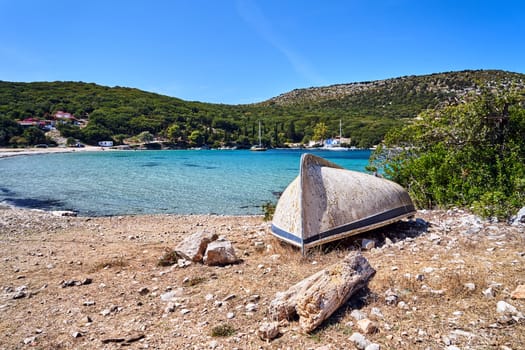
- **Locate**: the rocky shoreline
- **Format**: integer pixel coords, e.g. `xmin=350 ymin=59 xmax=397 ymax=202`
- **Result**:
xmin=1 ymin=206 xmax=524 ymax=349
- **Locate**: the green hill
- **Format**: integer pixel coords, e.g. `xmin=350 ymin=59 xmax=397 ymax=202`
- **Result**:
xmin=1 ymin=70 xmax=524 ymax=148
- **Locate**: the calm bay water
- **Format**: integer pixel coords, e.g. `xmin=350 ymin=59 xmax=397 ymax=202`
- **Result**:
xmin=0 ymin=149 xmax=371 ymax=216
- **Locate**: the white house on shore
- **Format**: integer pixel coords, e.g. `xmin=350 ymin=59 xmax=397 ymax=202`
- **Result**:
xmin=98 ymin=141 xmax=113 ymax=147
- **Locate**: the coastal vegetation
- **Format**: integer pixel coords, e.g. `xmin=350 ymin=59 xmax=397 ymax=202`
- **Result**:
xmin=1 ymin=70 xmax=523 ymax=150
xmin=369 ymin=90 xmax=525 ymax=219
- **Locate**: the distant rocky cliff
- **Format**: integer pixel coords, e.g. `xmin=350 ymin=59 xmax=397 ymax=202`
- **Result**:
xmin=261 ymin=69 xmax=525 ymax=107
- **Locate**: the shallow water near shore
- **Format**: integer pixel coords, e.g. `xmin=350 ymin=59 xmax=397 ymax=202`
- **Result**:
xmin=0 ymin=149 xmax=371 ymax=216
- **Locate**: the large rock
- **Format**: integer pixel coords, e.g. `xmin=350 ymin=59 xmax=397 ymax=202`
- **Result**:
xmin=203 ymin=239 xmax=239 ymax=266
xmin=175 ymin=231 xmax=218 ymax=262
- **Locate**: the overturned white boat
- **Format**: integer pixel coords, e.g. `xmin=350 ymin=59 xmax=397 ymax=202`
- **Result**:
xmin=271 ymin=153 xmax=416 ymax=251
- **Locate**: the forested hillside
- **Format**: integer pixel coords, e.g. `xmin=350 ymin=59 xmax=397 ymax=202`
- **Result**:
xmin=1 ymin=70 xmax=524 ymax=148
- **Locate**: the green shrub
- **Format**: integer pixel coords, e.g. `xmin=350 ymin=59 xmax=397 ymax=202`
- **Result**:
xmin=370 ymin=91 xmax=525 ymax=219
xmin=262 ymin=201 xmax=276 ymax=221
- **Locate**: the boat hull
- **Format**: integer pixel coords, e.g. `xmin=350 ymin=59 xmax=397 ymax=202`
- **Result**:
xmin=271 ymin=154 xmax=415 ymax=250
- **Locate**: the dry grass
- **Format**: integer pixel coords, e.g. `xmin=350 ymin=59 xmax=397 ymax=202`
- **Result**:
xmin=1 ymin=209 xmax=524 ymax=349
xmin=89 ymin=255 xmax=129 ymax=272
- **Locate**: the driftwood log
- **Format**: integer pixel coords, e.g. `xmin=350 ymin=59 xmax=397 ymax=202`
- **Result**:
xmin=269 ymin=252 xmax=375 ymax=333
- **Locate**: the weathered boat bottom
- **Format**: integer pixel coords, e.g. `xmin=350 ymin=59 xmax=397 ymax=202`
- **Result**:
xmin=271 ymin=204 xmax=415 ymax=249
xmin=270 ymin=154 xmax=417 ymax=251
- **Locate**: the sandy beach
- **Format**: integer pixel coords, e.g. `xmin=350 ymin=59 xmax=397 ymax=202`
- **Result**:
xmin=1 ymin=205 xmax=524 ymax=349
xmin=0 ymin=146 xmax=107 ymax=159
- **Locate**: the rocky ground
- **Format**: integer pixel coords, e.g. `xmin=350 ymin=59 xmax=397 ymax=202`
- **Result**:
xmin=0 ymin=205 xmax=524 ymax=350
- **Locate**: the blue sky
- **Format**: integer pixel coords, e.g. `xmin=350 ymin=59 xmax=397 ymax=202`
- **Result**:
xmin=1 ymin=0 xmax=524 ymax=104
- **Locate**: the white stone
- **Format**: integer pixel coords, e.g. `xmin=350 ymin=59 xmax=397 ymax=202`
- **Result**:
xmin=160 ymin=289 xmax=184 ymax=302
xmin=496 ymin=301 xmax=518 ymax=314
xmin=464 ymin=283 xmax=476 ymax=291
xmin=349 ymin=332 xmax=370 ymax=350
xmin=350 ymin=309 xmax=367 ymax=321
xmin=100 ymin=309 xmax=111 ymax=316
xmin=245 ymin=303 xmax=258 ymax=312
xmin=370 ymin=307 xmax=383 ymax=319
xmin=397 ymin=301 xmax=409 ymax=310
xmin=257 ymin=321 xmax=280 ymax=340
xmin=422 ymin=267 xmax=434 ymax=273
xmin=482 ymin=287 xmax=495 ymax=298
xmin=361 ymin=239 xmax=376 ymax=250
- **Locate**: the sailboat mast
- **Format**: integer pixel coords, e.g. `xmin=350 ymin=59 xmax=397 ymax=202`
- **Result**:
xmin=258 ymin=120 xmax=262 ymax=146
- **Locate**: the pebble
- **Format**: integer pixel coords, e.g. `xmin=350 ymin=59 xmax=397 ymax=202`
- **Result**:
xmin=257 ymin=321 xmax=280 ymax=340
xmin=496 ymin=300 xmax=518 ymax=314
xmin=245 ymin=303 xmax=258 ymax=312
xmin=165 ymin=302 xmax=176 ymax=313
xmin=349 ymin=332 xmax=370 ymax=350
xmin=350 ymin=309 xmax=366 ymax=321
xmin=357 ymin=318 xmax=378 ymax=334
xmin=226 ymin=312 xmax=235 ymax=319
xmin=100 ymin=309 xmax=111 ymax=316
xmin=483 ymin=287 xmax=495 ymax=298
xmin=160 ymin=288 xmax=184 ymax=302
xmin=397 ymin=301 xmax=409 ymax=310
xmin=385 ymin=295 xmax=398 ymax=305
xmin=23 ymin=336 xmax=36 ymax=344
xmin=254 ymin=241 xmax=265 ymax=251
xmin=464 ymin=283 xmax=476 ymax=291
xmin=361 ymin=239 xmax=376 ymax=250
xmin=365 ymin=344 xmax=380 ymax=350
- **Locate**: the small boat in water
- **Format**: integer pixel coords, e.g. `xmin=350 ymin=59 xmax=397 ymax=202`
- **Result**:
xmin=271 ymin=153 xmax=416 ymax=251
xmin=250 ymin=120 xmax=267 ymax=151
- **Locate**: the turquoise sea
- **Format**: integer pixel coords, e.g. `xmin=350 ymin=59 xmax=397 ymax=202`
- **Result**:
xmin=0 ymin=149 xmax=371 ymax=216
